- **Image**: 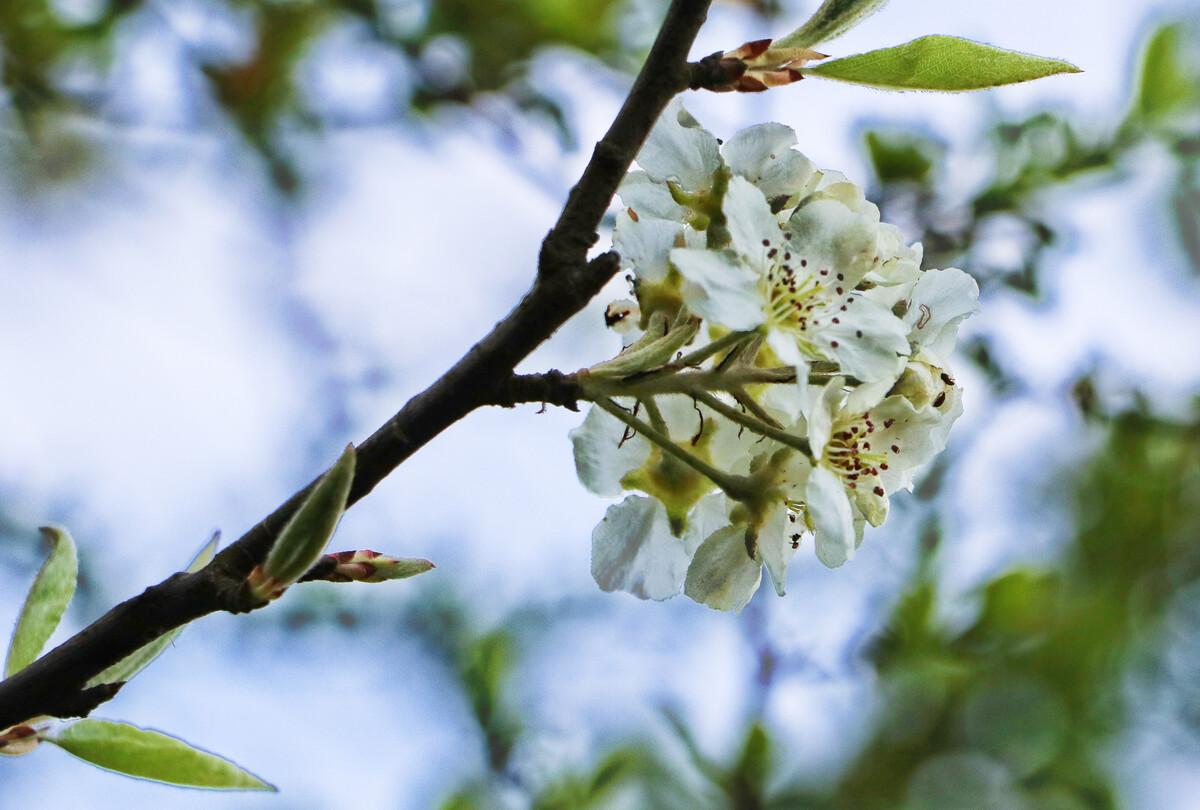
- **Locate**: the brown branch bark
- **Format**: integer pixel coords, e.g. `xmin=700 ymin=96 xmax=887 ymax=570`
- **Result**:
xmin=0 ymin=0 xmax=717 ymax=731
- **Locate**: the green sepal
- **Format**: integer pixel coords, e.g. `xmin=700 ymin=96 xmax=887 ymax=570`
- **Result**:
xmin=5 ymin=526 xmax=78 ymax=678
xmin=45 ymin=719 xmax=275 ymax=791
xmin=588 ymin=318 xmax=700 ymax=378
xmin=803 ymin=35 xmax=1081 ymax=92
xmin=620 ymin=413 xmax=721 ymax=536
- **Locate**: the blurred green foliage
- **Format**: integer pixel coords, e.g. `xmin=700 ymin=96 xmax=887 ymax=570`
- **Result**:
xmin=414 ymin=20 xmax=1200 ymax=809
xmin=864 ymin=18 xmax=1199 ymax=300
xmin=0 ymin=0 xmax=679 ymax=191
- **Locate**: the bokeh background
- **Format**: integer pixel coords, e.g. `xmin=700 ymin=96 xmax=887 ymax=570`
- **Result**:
xmin=1 ymin=0 xmax=1199 ymax=807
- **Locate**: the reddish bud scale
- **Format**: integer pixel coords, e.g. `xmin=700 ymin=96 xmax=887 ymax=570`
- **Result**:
xmin=0 ymin=723 xmax=44 ymax=756
xmin=727 ymin=38 xmax=773 ymax=60
xmin=245 ymin=565 xmax=286 ymax=602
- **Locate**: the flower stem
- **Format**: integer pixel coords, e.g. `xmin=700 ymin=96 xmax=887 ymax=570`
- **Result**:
xmin=611 ymin=367 xmax=796 ymax=397
xmin=594 ymin=397 xmax=750 ymax=499
xmin=690 ymin=390 xmax=813 ymax=457
xmin=676 ymin=330 xmax=754 ymax=368
xmin=641 ymin=397 xmax=669 ymax=433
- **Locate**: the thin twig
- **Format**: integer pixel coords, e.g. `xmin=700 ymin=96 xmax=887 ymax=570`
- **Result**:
xmin=594 ymin=398 xmax=748 ymax=498
xmin=690 ymin=390 xmax=812 ymax=456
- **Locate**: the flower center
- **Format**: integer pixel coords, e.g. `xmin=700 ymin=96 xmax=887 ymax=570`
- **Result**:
xmin=823 ymin=411 xmax=898 ymax=495
xmin=756 ymin=235 xmax=850 ymax=355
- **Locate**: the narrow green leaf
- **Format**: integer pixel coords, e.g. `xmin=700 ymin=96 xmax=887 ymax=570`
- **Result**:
xmin=775 ymin=0 xmax=888 ymax=49
xmin=264 ymin=444 xmax=357 ymax=587
xmin=660 ymin=706 xmax=725 ymax=786
xmin=1134 ymin=23 xmax=1199 ymax=123
xmin=803 ymin=35 xmax=1081 ymax=91
xmin=85 ymin=534 xmax=220 ymax=688
xmin=46 ymin=719 xmax=275 ymax=791
xmin=5 ymin=527 xmax=78 ymax=677
xmin=733 ymin=723 xmax=772 ymax=792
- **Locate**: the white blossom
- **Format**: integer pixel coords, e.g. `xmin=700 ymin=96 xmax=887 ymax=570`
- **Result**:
xmin=671 ymin=176 xmax=911 ymax=385
xmin=572 ymin=102 xmax=981 ymax=610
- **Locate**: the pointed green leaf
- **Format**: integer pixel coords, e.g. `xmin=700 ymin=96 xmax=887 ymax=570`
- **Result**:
xmin=264 ymin=444 xmax=356 ymax=587
xmin=803 ymin=36 xmax=1081 ymax=91
xmin=85 ymin=534 xmax=220 ymax=688
xmin=775 ymin=0 xmax=888 ymax=49
xmin=5 ymin=527 xmax=78 ymax=677
xmin=1134 ymin=23 xmax=1199 ymax=123
xmin=46 ymin=719 xmax=275 ymax=791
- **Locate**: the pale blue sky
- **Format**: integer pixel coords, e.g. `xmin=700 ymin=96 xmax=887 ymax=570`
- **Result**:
xmin=1 ymin=1 xmax=1198 ymax=806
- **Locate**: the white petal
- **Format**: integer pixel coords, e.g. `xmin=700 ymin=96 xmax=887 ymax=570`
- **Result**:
xmin=765 ymin=328 xmax=810 ymax=422
xmin=569 ymin=404 xmax=649 ymax=496
xmin=806 ymin=376 xmax=845 ymax=459
xmin=724 ymin=175 xmax=784 ymax=261
xmin=871 ymin=223 xmax=923 ymax=286
xmin=845 ymin=376 xmax=893 ymax=415
xmin=787 ymin=198 xmax=879 ymax=288
xmin=762 ymin=383 xmax=807 ymax=425
xmin=813 ymin=295 xmax=909 ymax=383
xmin=872 ymin=396 xmax=950 ymax=492
xmin=806 ymin=466 xmax=856 ymax=568
xmin=637 ymin=100 xmax=722 ymax=192
xmin=591 ymin=496 xmax=692 ymax=600
xmin=618 ymin=171 xmax=686 ymax=221
xmin=670 ymin=248 xmax=765 ymax=331
xmin=613 ymin=211 xmax=682 ymax=283
xmin=928 ymin=384 xmax=964 ymax=453
xmin=905 ymin=268 xmax=980 ymax=357
xmin=812 ymin=172 xmax=880 ymax=221
xmin=707 ymin=402 xmax=760 ymax=475
xmin=757 ymin=503 xmax=795 ymax=596
xmin=723 ymin=123 xmax=816 ymax=202
xmin=684 ymin=526 xmax=763 ymax=611
xmin=685 ymin=493 xmax=732 ymax=557
xmin=765 ymin=325 xmax=806 ymax=368
xmin=779 ymin=450 xmax=814 ymax=497
xmin=657 ymin=394 xmax=708 ymax=442
xmin=851 ymin=475 xmax=889 ymax=527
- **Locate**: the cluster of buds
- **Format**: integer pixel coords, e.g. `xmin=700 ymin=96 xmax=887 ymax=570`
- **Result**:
xmin=715 ymin=38 xmax=827 ymax=92
xmin=571 ymin=101 xmax=978 ymax=611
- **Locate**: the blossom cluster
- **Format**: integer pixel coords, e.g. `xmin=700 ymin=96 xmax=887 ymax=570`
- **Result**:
xmin=571 ymin=101 xmax=978 ymax=611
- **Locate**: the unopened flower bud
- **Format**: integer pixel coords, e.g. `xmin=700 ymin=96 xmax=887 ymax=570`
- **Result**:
xmin=718 ymin=39 xmax=825 ymax=92
xmin=309 ymin=550 xmax=435 ymax=584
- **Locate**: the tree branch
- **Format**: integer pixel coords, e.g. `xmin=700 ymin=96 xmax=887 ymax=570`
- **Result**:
xmin=0 ymin=0 xmax=715 ymax=731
